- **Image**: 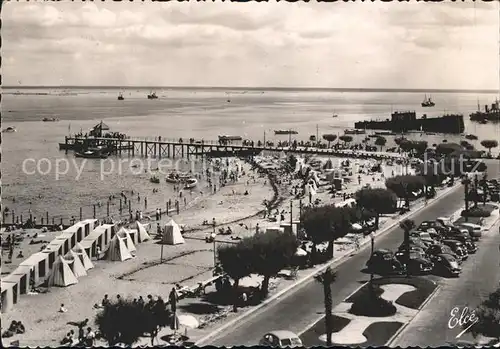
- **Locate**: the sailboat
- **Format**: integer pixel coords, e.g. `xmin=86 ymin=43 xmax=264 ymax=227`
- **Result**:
xmin=147 ymin=91 xmax=158 ymax=99
xmin=117 ymin=92 xmax=124 ymax=101
xmin=332 ymin=110 xmax=338 ymax=118
xmin=421 ymin=94 xmax=435 ymax=107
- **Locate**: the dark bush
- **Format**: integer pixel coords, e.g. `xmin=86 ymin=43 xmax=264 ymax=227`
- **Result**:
xmin=461 ymin=208 xmax=491 ymax=218
xmin=349 ymin=287 xmax=397 ymax=317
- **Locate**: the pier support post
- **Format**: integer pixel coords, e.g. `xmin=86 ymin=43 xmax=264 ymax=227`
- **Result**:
xmin=120 ymin=198 xmax=123 ymax=213
xmin=12 ymin=210 xmax=15 ymax=225
xmin=41 ymin=217 xmax=44 ymax=225
xmin=107 ymin=201 xmax=110 ymax=217
xmin=46 ymin=212 xmax=49 ymax=225
xmin=52 ymin=217 xmax=55 ymax=225
xmin=80 ymin=207 xmax=83 ymax=221
xmin=93 ymin=205 xmax=96 ymax=219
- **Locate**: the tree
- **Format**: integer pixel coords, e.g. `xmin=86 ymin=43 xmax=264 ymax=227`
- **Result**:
xmin=247 ymin=231 xmax=298 ymax=298
xmin=399 ymin=219 xmax=415 ymax=278
xmin=314 ymin=268 xmax=337 ymax=346
xmin=465 ymin=287 xmax=500 ymax=340
xmin=385 ymin=175 xmax=426 ymax=207
xmin=339 ymin=135 xmax=353 ymax=144
xmin=286 ymin=154 xmax=298 ymax=172
xmin=95 ymin=299 xmax=171 ymax=346
xmin=374 ymin=137 xmax=387 ymax=151
xmin=480 ymin=139 xmax=498 ymax=156
xmin=435 ymin=142 xmax=463 ymax=156
xmin=355 ymin=188 xmax=397 ymax=229
xmin=322 ymin=134 xmax=337 ymax=148
xmin=218 ymin=242 xmax=253 ymax=312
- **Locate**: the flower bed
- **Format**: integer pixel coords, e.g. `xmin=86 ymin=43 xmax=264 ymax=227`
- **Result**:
xmin=362 ymin=321 xmax=404 ymax=346
xmin=299 ymin=315 xmax=351 ymax=346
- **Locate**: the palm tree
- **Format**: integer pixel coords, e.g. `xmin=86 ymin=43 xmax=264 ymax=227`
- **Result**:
xmin=399 ymin=219 xmax=415 ymax=278
xmin=314 ymin=267 xmax=337 ymax=346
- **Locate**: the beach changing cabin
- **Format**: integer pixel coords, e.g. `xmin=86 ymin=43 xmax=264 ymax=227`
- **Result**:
xmin=19 ymin=252 xmax=50 ymax=285
xmin=79 ymin=224 xmax=115 ymax=259
xmin=1 ymin=281 xmax=18 ymax=313
xmin=42 ymin=239 xmax=67 ymax=269
xmin=162 ymin=220 xmax=185 ymax=245
xmin=47 ymin=256 xmax=79 ymax=287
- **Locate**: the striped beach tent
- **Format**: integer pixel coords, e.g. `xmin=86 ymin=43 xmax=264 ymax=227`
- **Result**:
xmin=47 ymin=256 xmax=78 ymax=287
xmin=105 ymin=232 xmax=133 ymax=262
xmin=135 ymin=221 xmax=151 ymax=243
xmin=72 ymin=242 xmax=94 ymax=270
xmin=64 ymin=251 xmax=88 ymax=278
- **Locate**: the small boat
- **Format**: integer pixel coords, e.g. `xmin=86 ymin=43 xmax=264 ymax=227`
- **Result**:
xmin=374 ymin=131 xmax=396 ymax=136
xmin=3 ymin=126 xmax=16 ymax=133
xmin=150 ymin=175 xmax=160 ymax=184
xmin=75 ymin=150 xmax=109 ymax=159
xmin=42 ymin=117 xmax=59 ymax=122
xmin=218 ymin=135 xmax=243 ymax=141
xmin=332 ymin=110 xmax=338 ymax=118
xmin=184 ymin=178 xmax=198 ymax=189
xmin=118 ymin=93 xmax=124 ymax=101
xmin=421 ymin=94 xmax=435 ymax=107
xmin=274 ymin=130 xmax=298 ymax=135
xmin=147 ymin=91 xmax=158 ymax=99
xmin=344 ymin=129 xmax=365 ymax=135
xmin=165 ymin=173 xmax=181 ymax=184
xmin=465 ymin=134 xmax=478 ymax=140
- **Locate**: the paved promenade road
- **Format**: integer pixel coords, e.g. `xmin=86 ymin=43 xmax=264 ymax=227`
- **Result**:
xmin=207 ymin=161 xmax=500 ymax=347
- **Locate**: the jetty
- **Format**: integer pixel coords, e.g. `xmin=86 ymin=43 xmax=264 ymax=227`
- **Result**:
xmin=62 ymin=136 xmax=405 ymax=160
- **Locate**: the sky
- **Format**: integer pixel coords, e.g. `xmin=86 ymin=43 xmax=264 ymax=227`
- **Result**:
xmin=2 ymin=1 xmax=499 ymax=89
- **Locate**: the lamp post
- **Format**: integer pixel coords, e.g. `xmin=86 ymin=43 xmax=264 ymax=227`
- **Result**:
xmin=462 ymin=177 xmax=470 ymax=222
xmin=369 ymin=233 xmax=374 ymax=284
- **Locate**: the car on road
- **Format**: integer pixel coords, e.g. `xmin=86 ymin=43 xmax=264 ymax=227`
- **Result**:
xmin=394 ymin=251 xmax=434 ymax=275
xmin=419 ymin=221 xmax=448 ymax=235
xmin=366 ymin=249 xmax=405 ymax=275
xmin=259 ymin=331 xmax=303 ymax=347
xmin=399 ymin=238 xmax=430 ymax=251
xmin=459 ymin=222 xmax=482 ymax=241
xmin=426 ymin=244 xmax=461 ymax=264
xmin=443 ymin=233 xmax=477 ymax=254
xmin=430 ymin=253 xmax=462 ymax=277
xmin=441 ymin=239 xmax=468 ymax=261
xmin=409 ymin=231 xmax=439 ymax=245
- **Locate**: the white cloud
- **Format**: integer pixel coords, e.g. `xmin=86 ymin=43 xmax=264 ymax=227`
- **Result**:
xmin=2 ymin=1 xmax=499 ymax=89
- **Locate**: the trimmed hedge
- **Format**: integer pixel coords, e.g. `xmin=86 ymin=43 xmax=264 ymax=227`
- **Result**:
xmin=349 ymin=286 xmax=397 ymax=317
xmin=461 ymin=208 xmax=491 ymax=218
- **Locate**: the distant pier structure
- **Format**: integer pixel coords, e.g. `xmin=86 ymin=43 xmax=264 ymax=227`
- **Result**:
xmin=61 ymin=135 xmax=404 ymax=160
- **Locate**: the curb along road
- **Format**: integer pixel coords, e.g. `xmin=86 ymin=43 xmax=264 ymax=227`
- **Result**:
xmin=194 ymin=182 xmax=462 ymax=346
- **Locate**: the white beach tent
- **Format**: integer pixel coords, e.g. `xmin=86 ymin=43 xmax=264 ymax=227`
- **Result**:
xmin=116 ymin=227 xmax=137 ymax=254
xmin=64 ymin=251 xmax=88 ymax=278
xmin=163 ymin=220 xmax=185 ymax=245
xmin=135 ymin=221 xmax=151 ymax=243
xmin=72 ymin=243 xmax=94 ymax=270
xmin=47 ymin=256 xmax=79 ymax=287
xmin=105 ymin=231 xmax=134 ymax=262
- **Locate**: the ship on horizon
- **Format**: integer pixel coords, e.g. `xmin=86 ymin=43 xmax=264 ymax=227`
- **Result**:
xmin=147 ymin=91 xmax=158 ymax=99
xmin=469 ymin=99 xmax=500 ymax=122
xmin=118 ymin=92 xmax=124 ymax=100
xmin=421 ymin=94 xmax=435 ymax=107
xmin=354 ymin=110 xmax=464 ymax=134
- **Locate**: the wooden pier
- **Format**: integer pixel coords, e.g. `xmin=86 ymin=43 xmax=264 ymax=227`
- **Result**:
xmin=63 ymin=136 xmax=404 ymax=160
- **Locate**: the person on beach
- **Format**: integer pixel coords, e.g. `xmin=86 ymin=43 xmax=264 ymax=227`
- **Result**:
xmin=85 ymin=327 xmax=96 ymax=346
xmin=59 ymin=303 xmax=68 ymax=313
xmin=101 ymin=294 xmax=110 ymax=307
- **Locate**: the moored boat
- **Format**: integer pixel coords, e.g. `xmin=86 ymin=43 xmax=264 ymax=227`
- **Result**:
xmin=150 ymin=175 xmax=160 ymax=184
xmin=421 ymin=94 xmax=435 ymax=107
xmin=274 ymin=130 xmax=298 ymax=135
xmin=118 ymin=93 xmax=124 ymax=101
xmin=465 ymin=134 xmax=478 ymax=140
xmin=75 ymin=150 xmax=109 ymax=159
xmin=344 ymin=129 xmax=365 ymax=135
xmin=147 ymin=91 xmax=158 ymax=99
xmin=3 ymin=126 xmax=16 ymax=133
xmin=184 ymin=178 xmax=198 ymax=189
xmin=42 ymin=117 xmax=59 ymax=122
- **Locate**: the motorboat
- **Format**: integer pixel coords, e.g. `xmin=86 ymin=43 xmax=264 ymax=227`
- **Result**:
xmin=147 ymin=91 xmax=158 ymax=99
xmin=465 ymin=134 xmax=478 ymax=140
xmin=3 ymin=126 xmax=16 ymax=133
xmin=184 ymin=178 xmax=198 ymax=189
xmin=42 ymin=117 xmax=59 ymax=122
xmin=274 ymin=130 xmax=298 ymax=135
xmin=165 ymin=172 xmax=181 ymax=184
xmin=75 ymin=149 xmax=109 ymax=159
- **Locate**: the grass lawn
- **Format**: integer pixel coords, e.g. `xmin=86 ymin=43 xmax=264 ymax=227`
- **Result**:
xmin=299 ymin=315 xmax=351 ymax=346
xmin=363 ymin=321 xmax=403 ymax=346
xmin=345 ymin=276 xmax=437 ymax=310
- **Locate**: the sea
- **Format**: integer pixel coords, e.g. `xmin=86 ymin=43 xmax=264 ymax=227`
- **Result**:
xmin=2 ymin=87 xmax=499 ymax=223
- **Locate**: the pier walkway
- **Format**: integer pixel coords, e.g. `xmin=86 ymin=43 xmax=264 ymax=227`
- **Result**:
xmin=63 ymin=136 xmax=404 ymax=160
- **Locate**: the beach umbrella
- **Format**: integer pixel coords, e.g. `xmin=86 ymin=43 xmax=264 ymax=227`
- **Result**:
xmin=177 ymin=314 xmax=199 ymax=329
xmin=295 ymin=247 xmax=308 ymax=257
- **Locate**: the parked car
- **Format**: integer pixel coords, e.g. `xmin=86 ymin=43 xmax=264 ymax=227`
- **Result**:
xmin=426 ymin=244 xmax=461 ymax=264
xmin=419 ymin=221 xmax=448 ymax=235
xmin=399 ymin=238 xmax=430 ymax=251
xmin=430 ymin=253 xmax=461 ymax=277
xmin=441 ymin=239 xmax=468 ymax=261
xmin=409 ymin=231 xmax=439 ymax=245
xmin=259 ymin=331 xmax=303 ymax=347
xmin=443 ymin=233 xmax=477 ymax=254
xmin=366 ymin=249 xmax=405 ymax=275
xmin=459 ymin=222 xmax=482 ymax=241
xmin=394 ymin=251 xmax=434 ymax=275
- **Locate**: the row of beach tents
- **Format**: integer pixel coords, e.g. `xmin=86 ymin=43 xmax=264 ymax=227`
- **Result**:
xmin=1 ymin=219 xmax=184 ymax=313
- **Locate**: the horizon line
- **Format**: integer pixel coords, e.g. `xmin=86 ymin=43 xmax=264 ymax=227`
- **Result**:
xmin=2 ymin=86 xmax=499 ymax=94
